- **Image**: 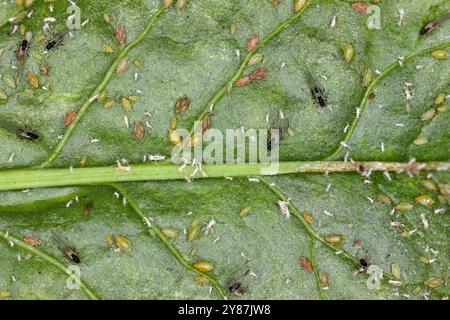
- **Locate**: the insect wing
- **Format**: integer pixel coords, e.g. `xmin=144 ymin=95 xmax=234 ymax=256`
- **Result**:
xmin=51 ymin=230 xmax=80 ymax=263
xmin=228 ymin=269 xmax=251 ymax=294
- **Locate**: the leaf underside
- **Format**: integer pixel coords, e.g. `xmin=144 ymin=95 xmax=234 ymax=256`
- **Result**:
xmin=0 ymin=0 xmax=448 ymax=300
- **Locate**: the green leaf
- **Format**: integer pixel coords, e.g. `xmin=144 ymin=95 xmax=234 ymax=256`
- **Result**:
xmin=0 ymin=0 xmax=448 ymax=300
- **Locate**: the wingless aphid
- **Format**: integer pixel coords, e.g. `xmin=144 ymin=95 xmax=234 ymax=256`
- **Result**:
xmin=267 ymin=111 xmax=289 ymax=151
xmin=45 ymin=29 xmax=70 ymax=51
xmin=228 ymin=269 xmax=251 ymax=295
xmin=306 ymin=70 xmax=327 ymax=108
xmin=420 ymin=11 xmax=450 ymax=35
xmin=51 ymin=230 xmax=81 ymax=263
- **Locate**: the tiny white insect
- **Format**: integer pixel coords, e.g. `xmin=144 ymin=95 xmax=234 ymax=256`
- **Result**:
xmin=383 ymin=171 xmax=392 ymax=182
xmin=323 ymin=210 xmax=334 ymax=218
xmin=124 ymin=115 xmax=129 ymax=128
xmin=113 ymin=192 xmax=120 ymax=198
xmin=330 ymin=15 xmax=337 ymax=28
xmin=366 ymin=196 xmax=374 ymax=204
xmin=27 ymin=10 xmax=34 ymax=18
xmin=398 ymin=9 xmax=405 ymax=26
xmin=248 ymin=178 xmax=260 ymax=183
xmin=390 ymin=221 xmax=405 ymax=227
xmin=143 ymin=217 xmax=152 ymax=228
xmin=81 ymin=20 xmax=89 ymax=27
xmin=224 ymin=176 xmax=233 ymax=181
xmin=146 ymin=155 xmax=165 ymax=162
xmin=89 ymin=94 xmax=98 ymax=103
xmin=116 ymin=160 xmax=131 ymax=172
xmin=204 ymin=219 xmax=216 ymax=235
xmin=343 ymin=124 xmax=350 ymax=133
xmin=8 ymin=153 xmax=15 ymax=163
xmin=389 ymin=280 xmax=402 ymax=286
xmin=403 ymin=82 xmax=413 ymax=100
xmin=340 ymin=141 xmax=350 ymax=148
xmin=381 ymin=141 xmax=385 ymax=152
xmin=325 ymin=184 xmax=331 ymax=192
xmin=434 ymin=208 xmax=445 ymax=214
xmin=213 ymin=237 xmax=220 ymax=243
xmin=90 ymin=138 xmax=100 ymax=143
xmin=420 ymin=213 xmax=429 ymax=229
xmin=44 ymin=17 xmax=57 ymax=23
xmin=277 ymin=200 xmax=290 ymax=218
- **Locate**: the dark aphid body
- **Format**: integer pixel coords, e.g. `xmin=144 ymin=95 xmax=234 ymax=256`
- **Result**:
xmin=46 ymin=30 xmax=69 ymax=51
xmin=267 ymin=112 xmax=289 ymax=151
xmin=83 ymin=202 xmax=93 ymax=216
xmin=228 ymin=269 xmax=251 ymax=295
xmin=16 ymin=40 xmax=29 ymax=61
xmin=15 ymin=128 xmax=39 ymax=141
xmin=359 ymin=258 xmax=369 ymax=268
xmin=420 ymin=11 xmax=450 ymax=35
xmin=306 ymin=70 xmax=327 ymax=108
xmin=51 ymin=230 xmax=81 ymax=264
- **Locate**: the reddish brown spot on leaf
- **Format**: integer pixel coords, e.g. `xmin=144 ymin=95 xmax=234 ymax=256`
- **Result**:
xmin=116 ymin=24 xmax=126 ymax=45
xmin=202 ymin=114 xmax=211 ymax=134
xmin=250 ymin=67 xmax=268 ymax=80
xmin=303 ymin=211 xmax=313 ymax=225
xmin=64 ymin=109 xmax=78 ymax=126
xmin=299 ymin=256 xmax=313 ymax=272
xmin=175 ymin=95 xmax=190 ymax=113
xmin=134 ymin=121 xmax=145 ymax=140
xmin=352 ymin=2 xmax=368 ymax=13
xmin=83 ymin=202 xmax=93 ymax=217
xmin=236 ymin=75 xmax=252 ymax=87
xmin=23 ymin=235 xmax=40 ymax=247
xmin=246 ymin=34 xmax=260 ymax=52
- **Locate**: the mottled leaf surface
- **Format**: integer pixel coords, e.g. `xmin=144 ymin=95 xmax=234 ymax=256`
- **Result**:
xmin=0 ymin=0 xmax=448 ymax=299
